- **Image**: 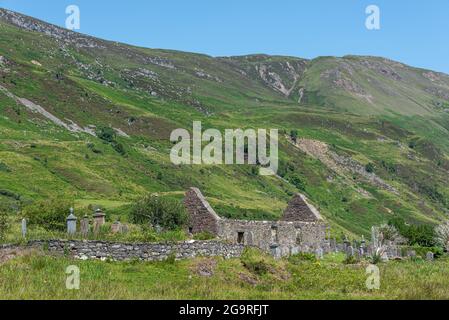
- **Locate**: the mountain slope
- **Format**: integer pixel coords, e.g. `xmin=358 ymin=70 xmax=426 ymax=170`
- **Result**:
xmin=0 ymin=8 xmax=448 ymax=237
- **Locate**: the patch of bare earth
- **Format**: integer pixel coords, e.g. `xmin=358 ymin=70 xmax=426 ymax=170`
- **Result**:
xmin=0 ymin=246 xmax=36 ymax=264
xmin=190 ymin=258 xmax=217 ymax=277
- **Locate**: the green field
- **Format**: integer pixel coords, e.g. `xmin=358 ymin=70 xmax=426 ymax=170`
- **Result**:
xmin=1 ymin=249 xmax=448 ymax=300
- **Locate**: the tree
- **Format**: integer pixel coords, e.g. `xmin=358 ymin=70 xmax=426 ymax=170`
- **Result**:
xmin=130 ymin=195 xmax=188 ymax=231
xmin=365 ymin=162 xmax=375 ymax=173
xmin=290 ymin=130 xmax=299 ymax=143
xmin=96 ymin=126 xmax=116 ymax=143
xmin=23 ymin=198 xmax=73 ymax=231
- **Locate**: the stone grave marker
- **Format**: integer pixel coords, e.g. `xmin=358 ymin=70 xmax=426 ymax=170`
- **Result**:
xmin=80 ymin=215 xmax=90 ymax=237
xmin=111 ymin=221 xmax=122 ymax=234
xmin=66 ymin=208 xmax=77 ymax=235
xmin=21 ymin=218 xmax=27 ymax=238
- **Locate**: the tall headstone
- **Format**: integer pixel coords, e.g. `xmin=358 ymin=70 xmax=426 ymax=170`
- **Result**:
xmin=346 ymin=246 xmax=355 ymax=257
xmin=426 ymin=252 xmax=434 ymax=261
xmin=343 ymin=236 xmax=350 ymax=251
xmin=66 ymin=208 xmax=77 ymax=235
xmin=93 ymin=208 xmax=106 ymax=233
xmin=80 ymin=215 xmax=90 ymax=237
xmin=371 ymin=226 xmax=378 ymax=249
xmin=21 ymin=218 xmax=27 ymax=238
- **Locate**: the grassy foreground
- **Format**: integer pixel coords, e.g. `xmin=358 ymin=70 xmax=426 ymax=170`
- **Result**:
xmin=1 ymin=249 xmax=449 ymax=300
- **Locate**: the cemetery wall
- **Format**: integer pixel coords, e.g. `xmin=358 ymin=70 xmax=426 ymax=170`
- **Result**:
xmin=27 ymin=239 xmax=244 ymax=261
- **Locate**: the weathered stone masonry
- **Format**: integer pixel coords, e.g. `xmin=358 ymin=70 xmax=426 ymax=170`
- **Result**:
xmin=27 ymin=240 xmax=244 ymax=261
xmin=184 ymin=188 xmax=329 ymax=257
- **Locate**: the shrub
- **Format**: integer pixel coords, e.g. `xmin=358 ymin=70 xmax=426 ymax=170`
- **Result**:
xmin=290 ymin=130 xmax=299 ymax=143
xmin=240 ymin=248 xmax=272 ymax=276
xmin=289 ymin=174 xmax=306 ymax=192
xmin=343 ymin=255 xmax=359 ymax=265
xmin=288 ymin=252 xmax=317 ymax=264
xmin=0 ymin=162 xmax=11 ymax=172
xmin=130 ymin=195 xmax=187 ymax=231
xmin=96 ymin=126 xmax=116 ymax=143
xmin=111 ymin=141 xmax=126 ymax=156
xmin=96 ymin=127 xmax=126 ymax=156
xmin=377 ymin=224 xmax=406 ymax=244
xmin=369 ymin=251 xmax=383 ymax=265
xmin=22 ymin=198 xmax=73 ymax=231
xmin=365 ymin=163 xmax=375 ymax=173
xmin=435 ymin=221 xmax=449 ymax=251
xmin=388 ymin=218 xmax=437 ymax=247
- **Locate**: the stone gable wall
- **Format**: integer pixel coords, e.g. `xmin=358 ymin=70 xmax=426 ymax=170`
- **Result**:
xmin=281 ymin=193 xmax=322 ymax=222
xmin=184 ymin=188 xmax=221 ymax=235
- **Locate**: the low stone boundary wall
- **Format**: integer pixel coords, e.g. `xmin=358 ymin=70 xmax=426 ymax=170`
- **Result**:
xmin=27 ymin=240 xmax=245 ymax=262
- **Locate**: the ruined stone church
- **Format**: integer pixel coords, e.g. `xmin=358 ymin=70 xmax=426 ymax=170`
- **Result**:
xmin=184 ymin=188 xmax=329 ymax=257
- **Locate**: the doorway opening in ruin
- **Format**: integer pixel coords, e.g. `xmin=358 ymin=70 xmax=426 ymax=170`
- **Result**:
xmin=188 ymin=227 xmax=193 ymax=234
xmin=237 ymin=232 xmax=245 ymax=244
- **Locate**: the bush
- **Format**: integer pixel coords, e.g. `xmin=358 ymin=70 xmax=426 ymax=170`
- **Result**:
xmin=130 ymin=195 xmax=187 ymax=231
xmin=96 ymin=126 xmax=116 ymax=143
xmin=96 ymin=127 xmax=126 ymax=156
xmin=289 ymin=174 xmax=306 ymax=192
xmin=435 ymin=221 xmax=449 ymax=251
xmin=290 ymin=130 xmax=299 ymax=143
xmin=369 ymin=252 xmax=383 ymax=265
xmin=388 ymin=218 xmax=437 ymax=247
xmin=240 ymin=248 xmax=273 ymax=276
xmin=343 ymin=255 xmax=359 ymax=265
xmin=365 ymin=163 xmax=375 ymax=173
xmin=288 ymin=252 xmax=317 ymax=264
xmin=22 ymin=198 xmax=73 ymax=231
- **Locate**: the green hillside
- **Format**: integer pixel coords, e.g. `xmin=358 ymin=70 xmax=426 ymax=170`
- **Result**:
xmin=1 ymin=8 xmax=449 ymax=237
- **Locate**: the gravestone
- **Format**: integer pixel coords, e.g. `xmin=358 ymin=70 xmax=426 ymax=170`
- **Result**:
xmin=120 ymin=224 xmax=129 ymax=234
xmin=315 ymin=247 xmax=324 ymax=260
xmin=346 ymin=246 xmax=355 ymax=257
xmin=270 ymin=244 xmax=281 ymax=259
xmin=343 ymin=236 xmax=350 ymax=251
xmin=111 ymin=221 xmax=122 ymax=234
xmin=93 ymin=209 xmax=106 ymax=233
xmin=21 ymin=218 xmax=27 ymax=238
xmin=426 ymin=252 xmax=434 ymax=261
xmin=361 ymin=235 xmax=366 ymax=247
xmin=80 ymin=215 xmax=90 ymax=237
xmin=330 ymin=238 xmax=337 ymax=252
xmin=66 ymin=208 xmax=77 ymax=235
xmin=407 ymin=250 xmax=416 ymax=259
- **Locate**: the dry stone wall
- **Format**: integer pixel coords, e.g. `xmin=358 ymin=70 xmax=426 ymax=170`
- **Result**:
xmin=27 ymin=240 xmax=244 ymax=261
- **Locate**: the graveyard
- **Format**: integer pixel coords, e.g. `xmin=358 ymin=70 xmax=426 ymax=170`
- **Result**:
xmin=1 ymin=188 xmax=448 ymax=299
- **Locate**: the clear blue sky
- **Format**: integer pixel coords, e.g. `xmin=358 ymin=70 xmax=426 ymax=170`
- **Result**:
xmin=1 ymin=0 xmax=448 ymax=73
